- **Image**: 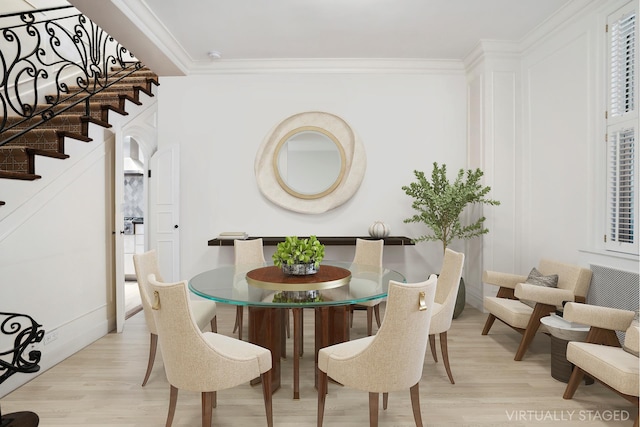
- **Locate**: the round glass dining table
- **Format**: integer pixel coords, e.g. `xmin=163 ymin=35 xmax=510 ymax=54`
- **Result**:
xmin=189 ymin=261 xmax=405 ymax=399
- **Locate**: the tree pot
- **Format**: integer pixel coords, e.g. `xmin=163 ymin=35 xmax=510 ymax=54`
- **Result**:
xmin=452 ymin=277 xmax=465 ymax=319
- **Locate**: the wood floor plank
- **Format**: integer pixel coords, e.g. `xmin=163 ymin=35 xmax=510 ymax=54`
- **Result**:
xmin=2 ymin=303 xmax=635 ymax=426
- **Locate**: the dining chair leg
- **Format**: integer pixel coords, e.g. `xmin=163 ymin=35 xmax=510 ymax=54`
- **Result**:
xmin=142 ymin=333 xmax=157 ymax=386
xmin=410 ymin=383 xmax=423 ymax=427
xmin=383 ymin=392 xmax=388 ymax=410
xmin=439 ymin=331 xmax=454 ymax=384
xmin=233 ymin=306 xmax=244 ymax=340
xmin=367 ymin=307 xmax=374 ymax=336
xmin=428 ymin=334 xmax=438 ymax=362
xmin=201 ymin=392 xmax=213 ymax=427
xmin=373 ymin=304 xmax=381 ymax=328
xmin=166 ymin=385 xmax=178 ymax=427
xmin=317 ymin=370 xmax=328 ymax=427
xmin=210 ymin=317 xmax=217 ymax=333
xmin=368 ymin=392 xmax=379 ymax=427
xmin=261 ymin=372 xmax=273 ymax=427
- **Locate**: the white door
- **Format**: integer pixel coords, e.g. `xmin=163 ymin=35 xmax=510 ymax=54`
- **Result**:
xmin=114 ymin=134 xmax=126 ymax=333
xmin=149 ymin=145 xmax=181 ymax=281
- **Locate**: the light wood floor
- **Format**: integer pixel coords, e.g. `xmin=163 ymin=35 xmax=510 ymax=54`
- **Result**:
xmin=2 ymin=303 xmax=636 ymax=426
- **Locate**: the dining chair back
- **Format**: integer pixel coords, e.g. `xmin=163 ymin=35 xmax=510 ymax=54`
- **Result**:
xmin=133 ymin=250 xmax=217 ymax=386
xmin=352 ymin=238 xmax=385 ymax=335
xmin=147 ymin=274 xmax=273 ymax=427
xmin=233 ymin=238 xmax=266 ymax=340
xmin=427 ymin=249 xmax=465 ymax=384
xmin=318 ymin=275 xmax=438 ymax=426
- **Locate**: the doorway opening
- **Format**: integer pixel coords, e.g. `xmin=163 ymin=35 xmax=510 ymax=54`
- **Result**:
xmin=123 ymin=136 xmax=144 ymax=319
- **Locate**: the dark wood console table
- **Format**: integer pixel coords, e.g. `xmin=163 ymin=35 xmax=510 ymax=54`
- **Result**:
xmin=208 ymin=236 xmax=414 ymax=246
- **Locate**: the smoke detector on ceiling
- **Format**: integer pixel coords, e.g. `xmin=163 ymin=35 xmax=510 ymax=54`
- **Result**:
xmin=208 ymin=50 xmax=222 ymax=60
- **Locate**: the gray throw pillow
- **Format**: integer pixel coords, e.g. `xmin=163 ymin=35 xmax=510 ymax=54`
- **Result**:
xmin=520 ymin=267 xmax=559 ymax=308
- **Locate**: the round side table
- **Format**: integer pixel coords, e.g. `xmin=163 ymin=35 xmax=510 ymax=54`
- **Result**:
xmin=540 ymin=314 xmax=593 ymax=384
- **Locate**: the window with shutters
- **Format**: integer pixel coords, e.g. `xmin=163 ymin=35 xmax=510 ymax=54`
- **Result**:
xmin=606 ymin=2 xmax=638 ymax=255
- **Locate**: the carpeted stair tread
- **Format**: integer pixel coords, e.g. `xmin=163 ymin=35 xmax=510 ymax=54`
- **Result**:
xmin=0 ymin=67 xmax=158 ymax=202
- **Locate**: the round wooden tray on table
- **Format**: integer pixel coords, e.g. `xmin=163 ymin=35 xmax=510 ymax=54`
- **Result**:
xmin=246 ymin=265 xmax=351 ymax=291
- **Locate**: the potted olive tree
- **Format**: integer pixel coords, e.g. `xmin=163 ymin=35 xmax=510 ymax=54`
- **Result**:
xmin=402 ymin=162 xmax=500 ymax=318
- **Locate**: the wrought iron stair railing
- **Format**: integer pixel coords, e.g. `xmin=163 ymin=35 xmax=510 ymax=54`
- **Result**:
xmin=0 ymin=5 xmax=143 ymax=146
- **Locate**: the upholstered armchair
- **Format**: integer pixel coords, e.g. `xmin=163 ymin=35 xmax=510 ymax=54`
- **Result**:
xmin=562 ymin=302 xmax=638 ymax=427
xmin=428 ymin=249 xmax=465 ymax=384
xmin=133 ymin=250 xmax=217 ymax=386
xmin=350 ymin=238 xmax=385 ymax=336
xmin=482 ymin=259 xmax=592 ymax=360
xmin=147 ymin=274 xmax=273 ymax=427
xmin=318 ymin=276 xmax=438 ymax=427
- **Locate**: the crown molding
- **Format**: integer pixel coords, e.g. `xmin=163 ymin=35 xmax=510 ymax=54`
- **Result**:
xmin=188 ymin=58 xmax=465 ymax=75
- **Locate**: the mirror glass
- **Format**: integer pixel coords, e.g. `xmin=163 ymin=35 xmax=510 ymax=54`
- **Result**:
xmin=274 ymin=128 xmax=345 ymax=199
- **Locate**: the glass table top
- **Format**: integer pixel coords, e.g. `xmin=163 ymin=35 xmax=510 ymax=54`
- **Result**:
xmin=188 ymin=260 xmax=406 ymax=308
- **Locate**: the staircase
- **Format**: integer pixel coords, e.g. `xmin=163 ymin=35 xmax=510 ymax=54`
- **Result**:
xmin=0 ymin=68 xmax=159 ymax=206
xmin=0 ymin=6 xmax=160 ymax=207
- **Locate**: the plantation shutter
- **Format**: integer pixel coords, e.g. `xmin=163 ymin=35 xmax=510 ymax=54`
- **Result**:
xmin=606 ymin=3 xmax=638 ymax=254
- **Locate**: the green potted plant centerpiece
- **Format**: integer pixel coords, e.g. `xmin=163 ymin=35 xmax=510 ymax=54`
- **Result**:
xmin=402 ymin=162 xmax=500 ymax=318
xmin=273 ymin=235 xmax=325 ymax=275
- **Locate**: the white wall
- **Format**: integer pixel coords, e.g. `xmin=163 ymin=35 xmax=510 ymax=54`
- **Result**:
xmin=0 ymin=126 xmax=114 ymax=397
xmin=156 ymin=69 xmax=468 ymax=284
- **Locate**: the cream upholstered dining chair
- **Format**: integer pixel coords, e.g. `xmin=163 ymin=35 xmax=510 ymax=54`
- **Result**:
xmin=318 ymin=276 xmax=438 ymax=427
xmin=481 ymin=259 xmax=592 ymax=361
xmin=233 ymin=238 xmax=266 ymax=340
xmin=428 ymin=248 xmax=464 ymax=384
xmin=562 ymin=303 xmax=639 ymax=427
xmin=350 ymin=238 xmax=385 ymax=336
xmin=147 ymin=274 xmax=273 ymax=427
xmin=133 ymin=250 xmax=217 ymax=386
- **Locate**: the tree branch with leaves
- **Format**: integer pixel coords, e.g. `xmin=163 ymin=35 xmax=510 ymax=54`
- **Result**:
xmin=402 ymin=162 xmax=500 ymax=253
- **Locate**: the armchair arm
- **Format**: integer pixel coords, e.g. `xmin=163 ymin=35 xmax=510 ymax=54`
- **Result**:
xmin=563 ymin=302 xmax=636 ymax=331
xmin=514 ymin=283 xmax=574 ymax=306
xmin=482 ymin=271 xmax=527 ymax=290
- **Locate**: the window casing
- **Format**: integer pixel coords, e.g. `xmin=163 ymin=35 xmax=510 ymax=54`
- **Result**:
xmin=606 ymin=2 xmax=638 ymax=255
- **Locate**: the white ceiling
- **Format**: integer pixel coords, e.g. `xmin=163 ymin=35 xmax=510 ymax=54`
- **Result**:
xmin=68 ymin=0 xmax=581 ymax=75
xmin=141 ymin=0 xmax=573 ymax=61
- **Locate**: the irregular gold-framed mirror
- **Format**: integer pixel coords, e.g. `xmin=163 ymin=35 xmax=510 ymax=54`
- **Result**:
xmin=255 ymin=111 xmax=366 ymax=214
xmin=273 ymin=126 xmax=346 ymax=200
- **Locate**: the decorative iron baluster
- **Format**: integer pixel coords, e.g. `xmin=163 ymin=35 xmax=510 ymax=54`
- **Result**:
xmin=0 ymin=5 xmax=141 ymax=145
xmin=0 ymin=312 xmax=44 ymax=384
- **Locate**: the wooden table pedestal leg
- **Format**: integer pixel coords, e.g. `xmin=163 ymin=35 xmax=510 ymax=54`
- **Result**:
xmin=248 ymin=306 xmax=282 ymax=394
xmin=314 ymin=305 xmax=350 ymax=390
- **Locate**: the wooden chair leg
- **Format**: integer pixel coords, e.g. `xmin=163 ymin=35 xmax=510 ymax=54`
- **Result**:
xmin=374 ymin=304 xmax=381 ymax=328
xmin=368 ymin=392 xmax=379 ymax=427
xmin=439 ymin=331 xmax=454 ymax=384
xmin=233 ymin=306 xmax=244 ymax=340
xmin=563 ymin=366 xmax=586 ymax=399
xmin=210 ymin=317 xmax=217 ymax=333
xmin=481 ymin=313 xmax=496 ymax=335
xmin=317 ymin=370 xmax=328 ymax=427
xmin=428 ymin=334 xmax=438 ymax=362
xmin=514 ymin=303 xmax=554 ymax=361
xmin=367 ymin=307 xmax=374 ymax=336
xmin=142 ymin=333 xmax=157 ymax=386
xmin=383 ymin=392 xmax=388 ymax=410
xmin=410 ymin=383 xmax=423 ymax=427
xmin=201 ymin=392 xmax=213 ymax=427
xmin=349 ymin=305 xmax=354 ymax=327
xmin=166 ymin=385 xmax=178 ymax=427
xmin=261 ymin=372 xmax=273 ymax=427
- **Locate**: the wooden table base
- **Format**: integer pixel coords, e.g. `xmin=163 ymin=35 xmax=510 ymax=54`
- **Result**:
xmin=248 ymin=307 xmax=282 ymax=394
